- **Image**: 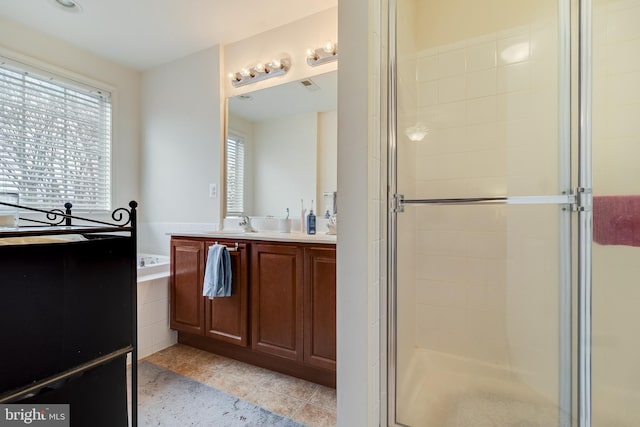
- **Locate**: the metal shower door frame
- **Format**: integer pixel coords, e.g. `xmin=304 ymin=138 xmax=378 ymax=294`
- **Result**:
xmin=385 ymin=0 xmax=593 ymax=425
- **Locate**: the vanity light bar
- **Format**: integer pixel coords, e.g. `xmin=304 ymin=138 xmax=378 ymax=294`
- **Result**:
xmin=230 ymin=58 xmax=290 ymax=88
xmin=306 ymin=42 xmax=338 ymax=67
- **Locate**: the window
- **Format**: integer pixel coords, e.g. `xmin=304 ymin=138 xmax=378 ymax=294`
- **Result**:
xmin=226 ymin=132 xmax=245 ymax=216
xmin=0 ymin=58 xmax=112 ymax=212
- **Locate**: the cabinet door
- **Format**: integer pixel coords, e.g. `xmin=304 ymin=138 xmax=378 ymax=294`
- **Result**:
xmin=304 ymin=246 xmax=337 ymax=371
xmin=251 ymin=243 xmax=304 ymax=361
xmin=170 ymin=239 xmax=205 ymax=334
xmin=204 ymin=241 xmax=249 ymax=346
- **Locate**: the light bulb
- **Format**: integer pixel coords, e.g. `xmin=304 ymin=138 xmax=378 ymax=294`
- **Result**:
xmin=323 ymin=41 xmax=336 ymax=54
xmin=255 ymin=63 xmax=266 ymax=73
xmin=306 ymin=48 xmax=316 ymax=58
xmin=271 ymin=59 xmax=282 ymax=69
xmin=240 ymin=68 xmax=251 ymax=77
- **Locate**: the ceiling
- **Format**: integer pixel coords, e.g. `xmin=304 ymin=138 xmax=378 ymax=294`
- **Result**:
xmin=0 ymin=0 xmax=338 ymax=70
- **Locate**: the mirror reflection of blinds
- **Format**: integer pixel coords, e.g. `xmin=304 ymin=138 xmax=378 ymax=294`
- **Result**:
xmin=0 ymin=57 xmax=112 ymax=212
xmin=226 ymin=133 xmax=245 ymax=216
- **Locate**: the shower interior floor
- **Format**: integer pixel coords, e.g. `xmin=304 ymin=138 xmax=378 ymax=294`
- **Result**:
xmin=397 ymin=349 xmax=559 ymax=427
xmin=142 ymin=343 xmax=336 ymax=427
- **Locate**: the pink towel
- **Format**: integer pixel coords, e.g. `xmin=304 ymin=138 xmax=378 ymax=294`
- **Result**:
xmin=593 ymin=195 xmax=640 ymax=247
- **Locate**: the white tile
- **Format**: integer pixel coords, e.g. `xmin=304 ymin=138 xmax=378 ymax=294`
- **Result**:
xmin=608 ymin=71 xmax=640 ymax=106
xmin=416 ymin=55 xmax=439 ymax=82
xmin=417 ymin=81 xmax=438 ymax=107
xmin=438 ymin=75 xmax=466 ymax=104
xmin=416 ymin=281 xmax=454 ymax=309
xmin=416 ymin=46 xmax=439 ymax=58
xmin=137 ymin=281 xmax=151 ymax=304
xmin=462 ymin=257 xmax=489 ymax=286
xmin=416 ymin=305 xmax=465 ymax=334
xmin=606 ymin=103 xmax=640 ymax=139
xmin=139 ymin=277 xmax=169 ymax=303
xmin=138 ymin=299 xmax=168 ymax=327
xmin=437 ymin=39 xmax=468 ymax=55
xmin=466 ymin=41 xmax=497 ymax=71
xmin=466 ymin=122 xmax=503 ymax=151
xmin=137 ymin=324 xmax=154 ymax=353
xmin=498 ymin=35 xmax=531 ymax=66
xmin=497 ymin=91 xmax=532 ymax=121
xmin=467 ymin=149 xmax=506 ymax=178
xmin=607 ymin=38 xmax=640 ymax=74
xmin=414 ymin=154 xmax=445 ymax=181
xmin=431 ymin=126 xmax=468 ymax=154
xmin=467 ymin=96 xmax=497 ymax=125
xmin=419 ymin=101 xmax=466 ymax=130
xmin=530 ymin=60 xmax=557 ymax=92
xmin=498 ymin=62 xmax=530 ymax=94
xmin=469 ymin=177 xmax=507 ymax=199
xmin=415 ymin=230 xmax=439 ymax=255
xmin=530 ymin=25 xmax=556 ymax=64
xmin=607 ymin=5 xmax=640 ymax=42
xmin=467 ymin=68 xmax=497 ymax=99
xmin=416 ymin=255 xmax=467 ymax=283
xmin=463 ymin=204 xmax=506 ymax=232
xmin=466 ymin=231 xmax=500 ymax=259
xmin=438 ymin=49 xmax=466 ymax=78
xmin=137 ymin=303 xmax=155 ymax=328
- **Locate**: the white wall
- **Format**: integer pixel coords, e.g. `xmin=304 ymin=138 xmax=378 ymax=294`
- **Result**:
xmin=0 ymin=17 xmax=140 ymax=214
xmin=337 ymin=0 xmax=382 ymax=425
xmin=139 ymin=46 xmax=222 ymax=254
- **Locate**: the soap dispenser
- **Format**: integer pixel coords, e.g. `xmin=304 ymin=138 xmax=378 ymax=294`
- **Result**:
xmin=306 ymin=200 xmax=316 ymax=235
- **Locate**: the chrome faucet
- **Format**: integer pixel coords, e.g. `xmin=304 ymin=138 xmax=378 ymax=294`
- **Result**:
xmin=239 ymin=215 xmax=256 ymax=232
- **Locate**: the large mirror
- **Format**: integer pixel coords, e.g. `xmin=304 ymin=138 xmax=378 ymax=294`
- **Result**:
xmin=225 ymin=71 xmax=337 ymax=219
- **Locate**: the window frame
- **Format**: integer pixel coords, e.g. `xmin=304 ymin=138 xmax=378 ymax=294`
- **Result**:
xmin=0 ymin=53 xmax=113 ymax=213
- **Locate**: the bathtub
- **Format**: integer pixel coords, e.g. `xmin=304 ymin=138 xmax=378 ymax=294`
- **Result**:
xmin=135 ymin=253 xmax=175 ymax=359
xmin=137 ymin=253 xmax=170 ymax=282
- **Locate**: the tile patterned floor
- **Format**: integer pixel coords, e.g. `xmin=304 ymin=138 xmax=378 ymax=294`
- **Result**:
xmin=143 ymin=344 xmax=336 ymax=427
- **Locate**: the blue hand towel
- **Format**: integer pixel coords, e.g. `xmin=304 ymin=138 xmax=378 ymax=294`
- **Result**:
xmin=203 ymin=244 xmax=232 ymax=298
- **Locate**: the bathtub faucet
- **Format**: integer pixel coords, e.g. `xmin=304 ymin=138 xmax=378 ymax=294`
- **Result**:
xmin=239 ymin=215 xmax=256 ymax=232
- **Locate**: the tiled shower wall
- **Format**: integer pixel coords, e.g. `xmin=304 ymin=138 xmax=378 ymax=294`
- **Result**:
xmin=399 ymin=9 xmax=561 ymax=390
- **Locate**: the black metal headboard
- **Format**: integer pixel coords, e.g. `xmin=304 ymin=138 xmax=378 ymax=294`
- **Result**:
xmin=0 ymin=200 xmax=138 ymax=237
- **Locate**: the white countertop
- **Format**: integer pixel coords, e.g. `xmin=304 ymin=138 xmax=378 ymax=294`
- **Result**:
xmin=170 ymin=229 xmax=336 ymax=244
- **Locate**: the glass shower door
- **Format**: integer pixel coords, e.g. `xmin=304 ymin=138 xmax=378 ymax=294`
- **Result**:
xmin=591 ymin=1 xmax=640 ymax=425
xmin=389 ymin=0 xmax=574 ymax=425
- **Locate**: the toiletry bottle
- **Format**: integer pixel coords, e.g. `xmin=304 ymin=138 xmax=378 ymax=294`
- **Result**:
xmin=306 ymin=201 xmax=316 ymax=235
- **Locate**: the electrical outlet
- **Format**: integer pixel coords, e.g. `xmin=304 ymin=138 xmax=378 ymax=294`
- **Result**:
xmin=209 ymin=184 xmax=217 ymax=198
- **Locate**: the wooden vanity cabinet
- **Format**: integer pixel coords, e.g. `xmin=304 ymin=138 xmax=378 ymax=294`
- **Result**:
xmin=169 ymin=239 xmax=205 ymax=334
xmin=250 ymin=243 xmax=304 ymax=361
xmin=170 ymin=238 xmax=249 ymax=346
xmin=303 ymin=246 xmax=337 ymax=371
xmin=204 ymin=241 xmax=249 ymax=346
xmin=170 ymin=235 xmax=336 ymax=386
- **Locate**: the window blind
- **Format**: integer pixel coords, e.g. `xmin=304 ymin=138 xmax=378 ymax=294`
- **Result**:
xmin=226 ymin=133 xmax=245 ymax=216
xmin=0 ymin=58 xmax=112 ymax=212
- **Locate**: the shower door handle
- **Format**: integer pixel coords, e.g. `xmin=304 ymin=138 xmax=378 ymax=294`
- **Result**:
xmin=393 ymin=194 xmax=575 ymax=212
